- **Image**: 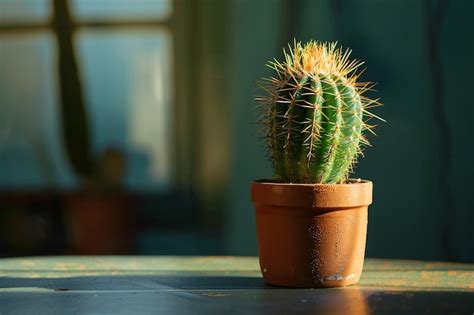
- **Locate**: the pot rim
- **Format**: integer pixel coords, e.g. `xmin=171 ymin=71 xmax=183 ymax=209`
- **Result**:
xmin=252 ymin=178 xmax=371 ymax=187
xmin=251 ymin=178 xmax=373 ymax=208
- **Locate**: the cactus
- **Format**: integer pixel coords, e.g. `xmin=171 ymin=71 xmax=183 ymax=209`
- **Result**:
xmin=256 ymin=41 xmax=383 ymax=184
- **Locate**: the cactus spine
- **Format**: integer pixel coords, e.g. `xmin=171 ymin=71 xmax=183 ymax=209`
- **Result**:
xmin=256 ymin=41 xmax=383 ymax=184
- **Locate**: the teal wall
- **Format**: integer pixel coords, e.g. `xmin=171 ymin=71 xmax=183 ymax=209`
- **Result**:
xmin=226 ymin=0 xmax=474 ymax=262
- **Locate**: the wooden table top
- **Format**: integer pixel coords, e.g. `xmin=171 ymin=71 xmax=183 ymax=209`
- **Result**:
xmin=0 ymin=256 xmax=473 ymax=314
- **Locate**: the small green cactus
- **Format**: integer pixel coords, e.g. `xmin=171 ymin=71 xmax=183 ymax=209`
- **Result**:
xmin=256 ymin=41 xmax=383 ymax=184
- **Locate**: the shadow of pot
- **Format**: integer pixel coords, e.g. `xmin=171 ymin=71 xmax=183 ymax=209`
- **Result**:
xmin=257 ymin=286 xmax=369 ymax=315
xmin=251 ymin=180 xmax=372 ymax=288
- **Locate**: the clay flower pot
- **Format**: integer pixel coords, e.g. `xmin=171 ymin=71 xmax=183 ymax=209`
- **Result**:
xmin=251 ymin=179 xmax=373 ymax=288
xmin=65 ymin=192 xmax=136 ymax=254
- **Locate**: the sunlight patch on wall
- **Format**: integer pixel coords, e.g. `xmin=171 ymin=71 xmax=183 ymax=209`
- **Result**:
xmin=128 ymin=34 xmax=172 ymax=189
xmin=77 ymin=30 xmax=172 ymax=191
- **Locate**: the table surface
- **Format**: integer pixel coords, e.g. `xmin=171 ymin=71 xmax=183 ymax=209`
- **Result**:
xmin=0 ymin=256 xmax=473 ymax=315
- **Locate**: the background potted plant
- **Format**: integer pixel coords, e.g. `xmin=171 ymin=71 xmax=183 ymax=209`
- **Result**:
xmin=252 ymin=41 xmax=383 ymax=287
xmin=56 ymin=5 xmax=136 ymax=254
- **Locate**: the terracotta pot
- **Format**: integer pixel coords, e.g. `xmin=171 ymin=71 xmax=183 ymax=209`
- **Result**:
xmin=65 ymin=192 xmax=136 ymax=255
xmin=251 ymin=179 xmax=372 ymax=288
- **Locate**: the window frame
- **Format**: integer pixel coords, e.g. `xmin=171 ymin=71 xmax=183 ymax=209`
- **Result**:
xmin=0 ymin=0 xmax=191 ymax=188
xmin=0 ymin=0 xmax=231 ymax=226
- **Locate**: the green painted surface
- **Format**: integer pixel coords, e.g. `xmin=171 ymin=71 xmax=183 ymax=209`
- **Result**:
xmin=0 ymin=256 xmax=473 ymax=314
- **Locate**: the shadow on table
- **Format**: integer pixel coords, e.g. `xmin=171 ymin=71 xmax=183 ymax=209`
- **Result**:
xmin=0 ymin=275 xmax=267 ymax=290
xmin=0 ymin=275 xmax=473 ymax=315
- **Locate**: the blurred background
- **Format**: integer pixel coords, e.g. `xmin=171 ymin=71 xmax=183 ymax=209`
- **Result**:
xmin=0 ymin=0 xmax=472 ymax=261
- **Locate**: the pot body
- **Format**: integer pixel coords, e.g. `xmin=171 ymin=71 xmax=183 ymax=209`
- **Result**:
xmin=251 ymin=180 xmax=372 ymax=288
xmin=65 ymin=193 xmax=136 ymax=255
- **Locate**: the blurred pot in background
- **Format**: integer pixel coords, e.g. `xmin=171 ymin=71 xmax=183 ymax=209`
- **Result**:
xmin=64 ymin=148 xmax=137 ymax=254
xmin=65 ymin=192 xmax=135 ymax=255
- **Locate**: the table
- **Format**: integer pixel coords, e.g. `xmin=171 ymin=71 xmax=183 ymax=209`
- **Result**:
xmin=0 ymin=256 xmax=473 ymax=314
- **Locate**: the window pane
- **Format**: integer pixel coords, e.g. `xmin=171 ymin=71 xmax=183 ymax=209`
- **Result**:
xmin=77 ymin=30 xmax=173 ymax=191
xmin=0 ymin=0 xmax=50 ymax=23
xmin=0 ymin=33 xmax=75 ymax=188
xmin=71 ymin=0 xmax=172 ymax=21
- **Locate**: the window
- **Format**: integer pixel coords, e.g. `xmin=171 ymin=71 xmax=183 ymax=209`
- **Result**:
xmin=0 ymin=0 xmax=177 ymax=191
xmin=0 ymin=0 xmax=231 ymax=255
